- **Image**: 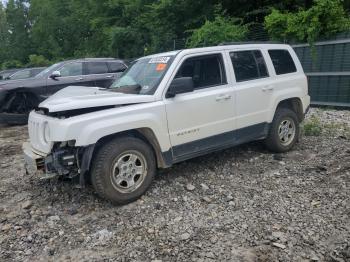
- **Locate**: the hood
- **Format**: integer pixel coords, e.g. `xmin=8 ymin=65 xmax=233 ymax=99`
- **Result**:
xmin=39 ymin=86 xmax=156 ymax=113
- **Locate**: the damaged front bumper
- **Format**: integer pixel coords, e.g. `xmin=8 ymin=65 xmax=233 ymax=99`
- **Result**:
xmin=22 ymin=142 xmax=94 ymax=185
xmin=22 ymin=142 xmax=46 ymax=176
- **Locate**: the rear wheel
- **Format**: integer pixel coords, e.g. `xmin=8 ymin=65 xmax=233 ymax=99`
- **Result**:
xmin=91 ymin=137 xmax=156 ymax=205
xmin=264 ymin=108 xmax=300 ymax=153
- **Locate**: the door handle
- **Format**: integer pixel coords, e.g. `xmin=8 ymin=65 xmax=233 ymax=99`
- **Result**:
xmin=75 ymin=77 xmax=84 ymax=81
xmin=106 ymin=75 xmax=113 ymax=78
xmin=262 ymin=86 xmax=274 ymax=92
xmin=216 ymin=94 xmax=232 ymax=101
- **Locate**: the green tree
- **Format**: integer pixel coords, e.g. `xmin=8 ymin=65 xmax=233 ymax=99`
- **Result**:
xmin=2 ymin=59 xmax=23 ymax=69
xmin=186 ymin=15 xmax=248 ymax=48
xmin=265 ymin=0 xmax=350 ymax=44
xmin=0 ymin=0 xmax=349 ymax=65
xmin=30 ymin=0 xmax=96 ymax=59
xmin=0 ymin=2 xmax=9 ymax=65
xmin=26 ymin=54 xmax=51 ymax=67
xmin=5 ymin=0 xmax=32 ymax=63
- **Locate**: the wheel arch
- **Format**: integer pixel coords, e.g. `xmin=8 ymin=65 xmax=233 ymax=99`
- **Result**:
xmin=2 ymin=88 xmax=39 ymax=111
xmin=274 ymin=97 xmax=304 ymax=122
xmin=92 ymin=127 xmax=171 ymax=169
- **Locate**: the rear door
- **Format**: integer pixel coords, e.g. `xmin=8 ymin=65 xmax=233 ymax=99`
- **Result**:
xmin=226 ymin=49 xmax=274 ymax=131
xmin=46 ymin=62 xmax=94 ymax=95
xmin=86 ymin=61 xmax=113 ymax=88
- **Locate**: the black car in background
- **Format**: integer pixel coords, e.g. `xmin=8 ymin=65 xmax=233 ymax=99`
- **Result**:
xmin=0 ymin=69 xmax=22 ymax=80
xmin=5 ymin=67 xmax=46 ymax=81
xmin=0 ymin=58 xmax=127 ymax=125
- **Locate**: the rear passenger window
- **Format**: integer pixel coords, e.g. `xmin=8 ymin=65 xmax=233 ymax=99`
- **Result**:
xmin=175 ymin=54 xmax=226 ymax=89
xmin=108 ymin=62 xmax=127 ymax=73
xmin=60 ymin=62 xmax=83 ymax=77
xmin=268 ymin=49 xmax=297 ymax=75
xmin=87 ymin=62 xmax=109 ymax=74
xmin=230 ymin=50 xmax=268 ymax=82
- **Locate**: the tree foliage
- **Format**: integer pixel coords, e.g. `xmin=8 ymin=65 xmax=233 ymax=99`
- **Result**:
xmin=265 ymin=0 xmax=350 ymax=44
xmin=2 ymin=59 xmax=23 ymax=69
xmin=27 ymin=54 xmax=51 ymax=67
xmin=0 ymin=0 xmax=349 ymax=68
xmin=186 ymin=15 xmax=248 ymax=48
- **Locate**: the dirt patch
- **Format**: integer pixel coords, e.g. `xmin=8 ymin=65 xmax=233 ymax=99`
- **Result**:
xmin=0 ymin=108 xmax=349 ymax=261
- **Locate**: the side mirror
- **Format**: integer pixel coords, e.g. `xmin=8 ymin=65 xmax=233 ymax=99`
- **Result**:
xmin=166 ymin=77 xmax=194 ymax=98
xmin=50 ymin=70 xmax=61 ymax=79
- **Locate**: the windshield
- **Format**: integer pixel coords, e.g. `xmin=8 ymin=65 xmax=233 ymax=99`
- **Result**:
xmin=35 ymin=62 xmax=63 ymax=78
xmin=110 ymin=55 xmax=174 ymax=95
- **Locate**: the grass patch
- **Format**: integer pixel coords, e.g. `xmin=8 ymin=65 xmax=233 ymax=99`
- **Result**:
xmin=303 ymin=115 xmax=350 ymax=138
xmin=303 ymin=116 xmax=322 ymax=136
xmin=323 ymin=122 xmax=343 ymax=136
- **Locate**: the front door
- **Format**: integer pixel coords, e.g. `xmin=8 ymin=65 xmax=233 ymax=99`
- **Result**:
xmin=46 ymin=62 xmax=95 ymax=96
xmin=164 ymin=53 xmax=236 ymax=160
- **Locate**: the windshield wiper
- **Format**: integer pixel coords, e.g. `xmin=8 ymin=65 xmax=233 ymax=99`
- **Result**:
xmin=109 ymin=84 xmax=142 ymax=94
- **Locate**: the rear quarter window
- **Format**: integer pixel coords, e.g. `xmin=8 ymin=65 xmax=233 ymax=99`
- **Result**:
xmin=268 ymin=49 xmax=297 ymax=75
xmin=87 ymin=62 xmax=109 ymax=74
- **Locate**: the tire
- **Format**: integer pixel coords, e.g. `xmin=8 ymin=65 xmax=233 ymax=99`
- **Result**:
xmin=0 ymin=92 xmax=38 ymax=125
xmin=91 ymin=136 xmax=156 ymax=205
xmin=264 ymin=108 xmax=300 ymax=153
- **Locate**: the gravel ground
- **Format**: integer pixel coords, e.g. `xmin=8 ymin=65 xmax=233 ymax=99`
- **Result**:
xmin=0 ymin=108 xmax=349 ymax=262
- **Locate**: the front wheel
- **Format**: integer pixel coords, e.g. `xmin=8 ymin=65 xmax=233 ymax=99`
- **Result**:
xmin=91 ymin=137 xmax=156 ymax=205
xmin=264 ymin=108 xmax=300 ymax=153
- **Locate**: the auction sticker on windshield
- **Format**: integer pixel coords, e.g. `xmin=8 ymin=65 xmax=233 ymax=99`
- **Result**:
xmin=149 ymin=57 xmax=171 ymax=64
xmin=156 ymin=63 xmax=167 ymax=71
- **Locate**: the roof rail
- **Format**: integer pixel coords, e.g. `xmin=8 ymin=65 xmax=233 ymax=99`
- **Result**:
xmin=218 ymin=41 xmax=283 ymax=46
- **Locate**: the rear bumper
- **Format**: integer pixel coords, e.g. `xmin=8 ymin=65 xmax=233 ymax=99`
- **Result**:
xmin=303 ymin=95 xmax=311 ymax=114
xmin=22 ymin=142 xmax=46 ymax=175
xmin=304 ymin=105 xmax=310 ymax=116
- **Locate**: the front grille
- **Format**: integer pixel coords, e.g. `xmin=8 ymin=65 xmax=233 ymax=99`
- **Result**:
xmin=28 ymin=113 xmax=52 ymax=154
xmin=28 ymin=119 xmax=41 ymax=151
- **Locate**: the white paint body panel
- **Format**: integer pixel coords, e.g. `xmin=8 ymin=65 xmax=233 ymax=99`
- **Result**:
xmin=164 ymin=51 xmax=236 ymax=147
xmin=40 ymin=85 xmax=156 ymax=112
xmin=27 ymin=44 xmax=310 ymax=157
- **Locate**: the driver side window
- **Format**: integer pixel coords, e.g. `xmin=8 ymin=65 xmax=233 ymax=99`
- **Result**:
xmin=59 ymin=62 xmax=83 ymax=77
xmin=175 ymin=54 xmax=226 ymax=90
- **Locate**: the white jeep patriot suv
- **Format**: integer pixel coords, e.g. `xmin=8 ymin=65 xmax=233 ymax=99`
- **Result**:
xmin=23 ymin=43 xmax=310 ymax=204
